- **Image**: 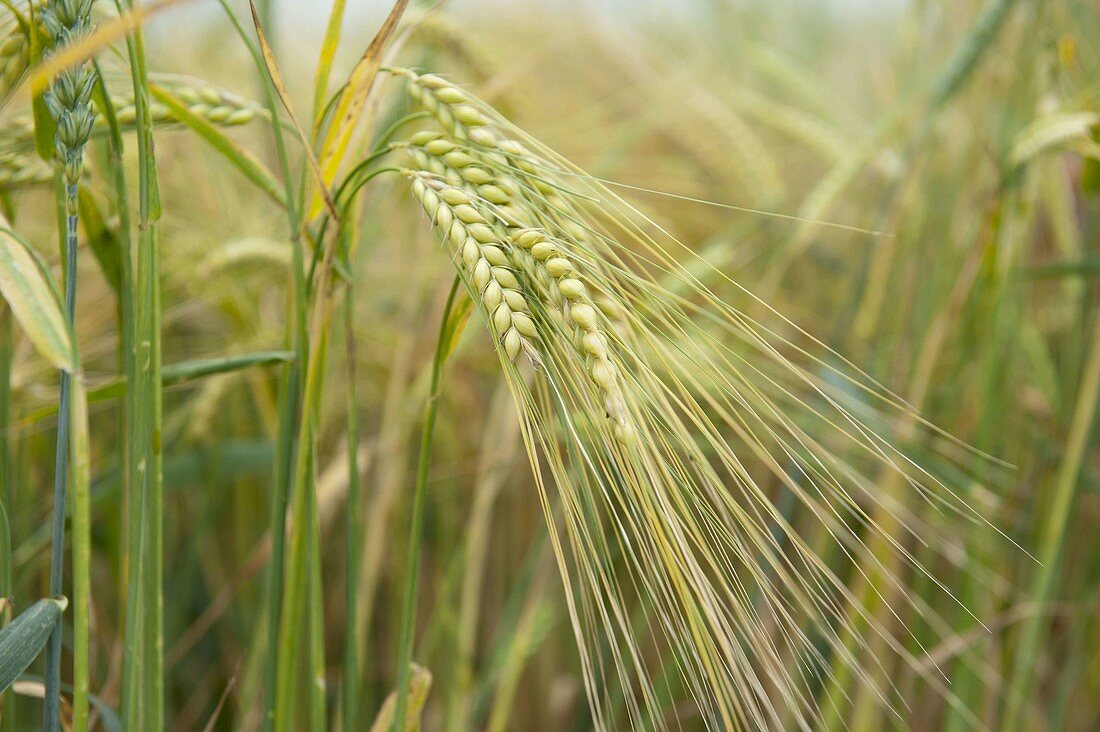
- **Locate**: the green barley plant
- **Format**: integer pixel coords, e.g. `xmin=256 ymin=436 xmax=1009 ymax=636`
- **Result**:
xmin=0 ymin=0 xmax=1095 ymax=730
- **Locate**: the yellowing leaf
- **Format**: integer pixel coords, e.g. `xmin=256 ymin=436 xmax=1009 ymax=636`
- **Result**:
xmin=248 ymin=1 xmax=337 ymax=221
xmin=309 ymin=0 xmax=409 ymax=221
xmin=0 ymin=223 xmax=76 ymax=372
xmin=439 ymin=287 xmax=474 ymax=364
xmin=368 ymin=664 xmax=432 ymax=732
xmin=312 ymin=0 xmax=349 ymax=130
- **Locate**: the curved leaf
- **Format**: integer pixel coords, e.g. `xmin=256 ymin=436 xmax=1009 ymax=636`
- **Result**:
xmin=0 ymin=223 xmax=76 ymax=372
xmin=0 ymin=598 xmax=68 ymax=694
xmin=149 ymin=84 xmax=286 ymax=208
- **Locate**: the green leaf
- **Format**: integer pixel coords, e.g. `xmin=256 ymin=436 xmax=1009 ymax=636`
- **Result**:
xmin=0 ymin=598 xmax=68 ymax=694
xmin=20 ymin=350 xmax=294 ymax=425
xmin=0 ymin=223 xmax=76 ymax=372
xmin=439 ymin=289 xmax=474 ymax=364
xmin=248 ymin=2 xmax=337 ymax=220
xmin=148 ymin=84 xmax=287 ymax=208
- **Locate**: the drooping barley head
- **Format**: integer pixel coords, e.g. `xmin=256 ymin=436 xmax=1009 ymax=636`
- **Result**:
xmin=390 ymin=68 xmax=999 ymax=730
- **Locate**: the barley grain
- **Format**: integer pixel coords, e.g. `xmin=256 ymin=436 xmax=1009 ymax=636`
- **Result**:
xmin=406 ymin=170 xmax=537 ymax=362
xmin=400 ymin=136 xmax=633 ymax=438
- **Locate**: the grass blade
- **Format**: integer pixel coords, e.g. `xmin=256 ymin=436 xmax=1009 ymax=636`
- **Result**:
xmin=116 ymin=3 xmax=164 ymax=727
xmin=149 ymin=84 xmax=286 ymax=207
xmin=0 ymin=598 xmax=67 ymax=693
xmin=368 ymin=665 xmax=432 ymax=732
xmin=394 ymin=276 xmax=460 ymax=732
xmin=1003 ymin=316 xmax=1100 ymax=728
xmin=247 ymin=1 xmax=337 ymax=220
xmin=309 ymin=0 xmax=408 ymax=220
xmin=311 ymin=0 xmax=347 ymax=130
xmin=341 ymin=284 xmax=362 ymax=732
xmin=69 ymin=380 xmax=91 ymax=732
xmin=0 ymin=302 xmax=14 ymax=732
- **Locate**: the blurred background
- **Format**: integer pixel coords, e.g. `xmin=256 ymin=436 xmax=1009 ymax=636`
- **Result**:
xmin=2 ymin=0 xmax=1097 ymax=729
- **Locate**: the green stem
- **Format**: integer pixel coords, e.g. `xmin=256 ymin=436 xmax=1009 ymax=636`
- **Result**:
xmin=43 ymin=178 xmax=77 ymax=732
xmin=0 ymin=302 xmax=15 ymax=732
xmin=273 ymin=314 xmax=329 ymax=732
xmin=342 ymin=282 xmax=362 ymax=732
xmin=117 ymin=1 xmax=162 ymax=728
xmin=89 ymin=68 xmax=135 ymax=726
xmin=1002 ymin=315 xmax=1100 ymax=730
xmin=394 ymin=276 xmax=461 ymax=732
xmin=928 ymin=0 xmax=1023 ymax=112
xmin=212 ymin=4 xmax=303 ymax=728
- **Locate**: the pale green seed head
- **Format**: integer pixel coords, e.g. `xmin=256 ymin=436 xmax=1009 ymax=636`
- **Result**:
xmin=503 ymin=289 xmax=528 ymax=312
xmin=492 ymin=303 xmax=512 ymax=333
xmin=453 ymin=104 xmax=487 ymax=126
xmin=424 ymin=138 xmax=456 ymax=156
xmin=479 ymin=184 xmax=510 ymax=204
xmin=418 ymin=73 xmax=450 ymax=89
xmin=468 ymin=127 xmax=497 ymax=147
xmin=473 ymin=259 xmax=492 ymax=290
xmin=461 ymin=167 xmax=493 ymax=185
xmin=515 ymin=229 xmax=543 ymax=248
xmin=493 ymin=267 xmax=520 ymax=290
xmin=512 ymin=311 xmax=537 ymax=338
xmin=503 ymin=329 xmax=522 ymax=360
xmin=480 ymin=245 xmax=509 ymax=267
xmin=434 ymin=86 xmax=466 ymax=104
xmin=546 ymin=257 xmax=573 ymax=278
xmin=410 ymin=130 xmax=443 ymax=146
xmin=467 ymin=223 xmax=495 ymax=244
xmin=447 ymin=218 xmax=465 ymax=243
xmin=590 ymin=359 xmax=616 ymax=390
xmin=559 ymin=278 xmax=586 ymax=299
xmin=440 ymin=187 xmax=470 ymax=206
xmin=483 ymin=280 xmax=503 ymax=310
xmin=462 ymin=239 xmax=480 ymax=269
xmin=582 ymin=332 xmax=607 ymax=358
xmin=531 ymin=241 xmax=555 ymax=261
xmin=453 ymin=204 xmax=484 ymax=224
xmin=570 ymin=303 xmax=598 ymax=330
xmin=443 ymin=151 xmax=477 ymax=168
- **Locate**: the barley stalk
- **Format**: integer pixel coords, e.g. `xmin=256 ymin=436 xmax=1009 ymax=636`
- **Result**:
xmin=41 ymin=0 xmax=93 ymax=729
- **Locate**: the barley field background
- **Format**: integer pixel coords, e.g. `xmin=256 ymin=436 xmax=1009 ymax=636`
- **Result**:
xmin=0 ymin=0 xmax=1097 ymax=730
